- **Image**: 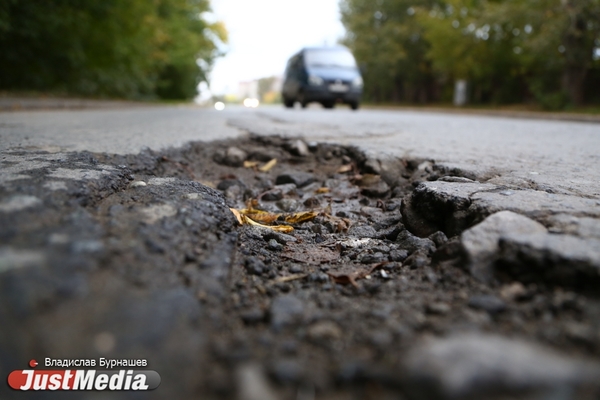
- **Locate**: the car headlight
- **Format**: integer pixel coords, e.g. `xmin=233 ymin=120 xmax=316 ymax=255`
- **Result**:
xmin=308 ymin=75 xmax=324 ymax=86
xmin=352 ymin=76 xmax=363 ymax=88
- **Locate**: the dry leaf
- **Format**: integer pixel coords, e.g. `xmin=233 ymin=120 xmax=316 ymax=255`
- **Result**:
xmin=243 ymin=160 xmax=260 ymax=168
xmin=246 ymin=198 xmax=260 ymax=210
xmin=230 ymin=208 xmax=243 ymax=225
xmin=272 ymin=273 xmax=308 ymax=284
xmin=242 ymin=215 xmax=294 ymax=233
xmin=336 ymin=164 xmax=353 ymax=173
xmin=315 ymin=187 xmax=330 ymax=194
xmin=283 ymin=211 xmax=318 ymax=224
xmin=259 ymin=158 xmax=277 ymax=172
xmin=245 ymin=211 xmax=279 ymax=224
xmin=230 ymin=206 xmax=318 ymax=233
xmin=327 ymin=262 xmax=388 ymax=288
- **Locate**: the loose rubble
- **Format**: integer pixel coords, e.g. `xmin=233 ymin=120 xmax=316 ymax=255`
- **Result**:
xmin=1 ymin=134 xmax=599 ymax=399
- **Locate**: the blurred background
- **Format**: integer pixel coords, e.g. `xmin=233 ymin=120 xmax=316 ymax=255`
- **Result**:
xmin=1 ymin=0 xmax=599 ymax=110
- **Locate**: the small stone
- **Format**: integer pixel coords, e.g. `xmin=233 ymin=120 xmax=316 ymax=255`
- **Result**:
xmin=303 ymin=197 xmax=320 ymax=208
xmin=217 ymin=179 xmax=245 ymax=191
xmin=389 ymin=249 xmax=409 ymax=262
xmin=307 ymin=321 xmax=342 ymax=341
xmin=236 ymin=363 xmax=278 ymax=400
xmin=360 ymin=252 xmax=387 ymax=264
xmin=270 ymin=295 xmax=305 ymax=331
xmin=380 ymin=270 xmax=390 ymax=279
xmin=289 ymin=264 xmax=303 ymax=273
xmin=363 ymin=157 xmax=381 ymax=174
xmin=405 ymin=251 xmax=429 ymax=269
xmin=361 ymin=180 xmax=390 ymax=198
xmin=225 ymin=185 xmax=242 ymax=201
xmin=404 ymin=333 xmax=600 ymax=398
xmin=369 ymin=330 xmax=393 ymax=347
xmin=0 ymin=195 xmax=42 ymax=213
xmin=224 ymin=146 xmax=247 ymax=167
xmin=274 ymin=183 xmax=298 ymax=195
xmin=461 ymin=211 xmax=547 ymax=283
xmin=564 ymin=322 xmax=596 ymax=345
xmin=245 ymin=257 xmax=265 ymax=275
xmin=0 ymin=247 xmax=45 ymax=273
xmin=261 ymin=230 xmax=297 ymax=244
xmin=280 ymin=340 xmax=298 ymax=354
xmin=497 ymin=233 xmax=600 ymax=289
xmin=275 ymin=198 xmax=299 ymax=212
xmin=262 ymin=189 xmax=283 ymax=201
xmin=468 ymin=294 xmax=506 ymax=314
xmin=240 ymin=308 xmax=266 ymax=325
xmin=426 ymin=302 xmax=451 ymax=315
xmin=286 ymin=139 xmax=310 ymax=157
xmin=500 ymin=282 xmax=527 ymax=301
xmin=270 ymin=359 xmax=304 ymax=383
xmin=267 ymin=239 xmax=283 ymax=251
xmin=428 ymin=231 xmax=448 ymax=247
xmin=348 ymin=224 xmax=377 ymax=239
xmin=71 ymin=240 xmax=104 ymax=254
xmin=275 ymin=172 xmax=316 ymax=188
xmin=129 ymin=180 xmax=147 ymax=188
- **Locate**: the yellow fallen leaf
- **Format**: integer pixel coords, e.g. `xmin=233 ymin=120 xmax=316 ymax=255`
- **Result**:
xmin=230 ymin=208 xmax=243 ymax=225
xmin=243 ymin=160 xmax=260 ymax=168
xmin=259 ymin=158 xmax=277 ymax=172
xmin=315 ymin=187 xmax=330 ymax=194
xmin=283 ymin=211 xmax=318 ymax=224
xmin=245 ymin=212 xmax=279 ymax=224
xmin=231 ymin=208 xmax=315 ymax=232
xmin=246 ymin=198 xmax=260 ymax=210
xmin=242 ymin=215 xmax=294 ymax=233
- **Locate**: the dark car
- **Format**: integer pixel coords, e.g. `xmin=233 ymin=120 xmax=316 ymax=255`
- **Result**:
xmin=282 ymin=46 xmax=363 ymax=110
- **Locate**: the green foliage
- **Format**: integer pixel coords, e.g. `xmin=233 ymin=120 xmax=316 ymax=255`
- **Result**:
xmin=341 ymin=0 xmax=440 ymax=102
xmin=0 ymin=0 xmax=226 ymax=100
xmin=341 ymin=0 xmax=600 ymax=108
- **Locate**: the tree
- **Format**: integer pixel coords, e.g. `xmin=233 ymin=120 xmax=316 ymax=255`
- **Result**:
xmin=340 ymin=0 xmax=440 ymax=103
xmin=0 ymin=0 xmax=227 ymax=100
xmin=340 ymin=0 xmax=600 ymax=108
xmin=418 ymin=0 xmax=528 ymax=104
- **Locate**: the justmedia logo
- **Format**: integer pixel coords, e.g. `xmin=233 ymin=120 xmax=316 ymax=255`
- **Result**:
xmin=7 ymin=359 xmax=161 ymax=391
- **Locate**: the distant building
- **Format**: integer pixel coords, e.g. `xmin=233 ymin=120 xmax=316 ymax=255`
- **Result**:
xmin=238 ymin=76 xmax=283 ymax=103
xmin=238 ymin=80 xmax=258 ymax=100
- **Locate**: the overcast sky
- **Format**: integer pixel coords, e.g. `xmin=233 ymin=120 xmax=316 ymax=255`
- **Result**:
xmin=208 ymin=0 xmax=346 ymax=95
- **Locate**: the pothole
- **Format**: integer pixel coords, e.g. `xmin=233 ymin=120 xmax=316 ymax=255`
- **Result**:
xmin=99 ymin=134 xmax=600 ymax=398
xmin=2 ymin=134 xmax=600 ymax=399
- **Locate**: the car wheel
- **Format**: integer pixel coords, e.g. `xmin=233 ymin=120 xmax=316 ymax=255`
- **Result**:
xmin=298 ymin=91 xmax=308 ymax=109
xmin=350 ymin=102 xmax=359 ymax=111
xmin=283 ymin=97 xmax=294 ymax=108
xmin=323 ymin=101 xmax=335 ymax=109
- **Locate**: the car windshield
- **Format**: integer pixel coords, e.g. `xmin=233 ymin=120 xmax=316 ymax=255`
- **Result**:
xmin=304 ymin=49 xmax=357 ymax=69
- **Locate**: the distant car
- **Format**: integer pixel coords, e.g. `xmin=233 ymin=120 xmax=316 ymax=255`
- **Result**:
xmin=282 ymin=46 xmax=363 ymax=110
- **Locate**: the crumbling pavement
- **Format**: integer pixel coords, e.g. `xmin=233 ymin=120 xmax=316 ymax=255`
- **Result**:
xmin=1 ymin=134 xmax=600 ymax=399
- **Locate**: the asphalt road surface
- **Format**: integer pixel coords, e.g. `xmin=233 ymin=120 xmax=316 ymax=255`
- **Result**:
xmin=2 ymin=104 xmax=599 ymax=199
xmin=2 ymin=104 xmax=600 ymax=399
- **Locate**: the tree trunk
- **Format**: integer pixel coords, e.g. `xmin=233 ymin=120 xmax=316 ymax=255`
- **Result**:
xmin=561 ymin=66 xmax=587 ymax=106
